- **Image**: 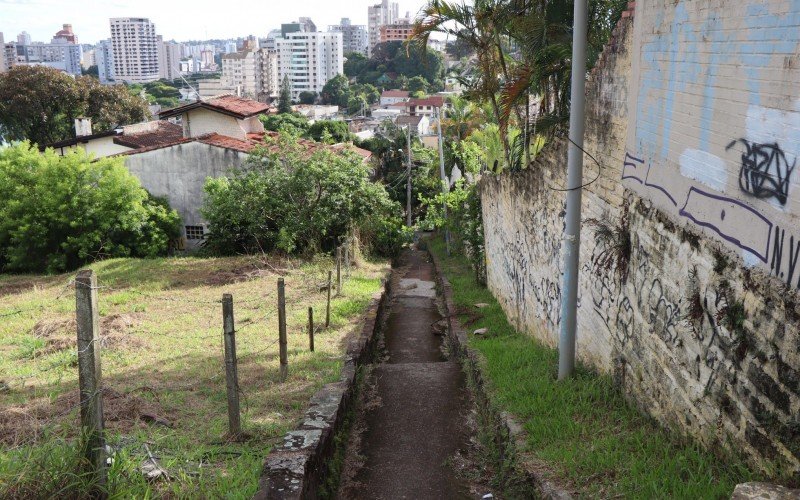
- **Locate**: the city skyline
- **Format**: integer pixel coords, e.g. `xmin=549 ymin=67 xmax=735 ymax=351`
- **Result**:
xmin=0 ymin=0 xmax=431 ymax=45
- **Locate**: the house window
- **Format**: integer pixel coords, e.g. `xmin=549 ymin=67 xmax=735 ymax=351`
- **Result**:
xmin=185 ymin=225 xmax=205 ymax=240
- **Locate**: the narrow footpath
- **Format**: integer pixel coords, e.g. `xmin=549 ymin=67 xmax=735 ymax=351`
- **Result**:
xmin=339 ymin=249 xmax=471 ymax=499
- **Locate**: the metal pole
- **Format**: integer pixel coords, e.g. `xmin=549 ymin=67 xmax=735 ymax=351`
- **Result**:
xmin=558 ymin=0 xmax=589 ymax=381
xmin=277 ymin=278 xmax=288 ymax=382
xmin=436 ymin=107 xmax=450 ymax=255
xmin=406 ymin=125 xmax=413 ymax=227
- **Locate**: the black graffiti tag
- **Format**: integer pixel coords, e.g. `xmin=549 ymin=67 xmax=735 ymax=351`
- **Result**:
xmin=727 ymin=139 xmax=795 ymax=205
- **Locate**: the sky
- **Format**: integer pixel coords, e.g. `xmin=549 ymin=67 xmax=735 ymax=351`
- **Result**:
xmin=0 ymin=0 xmax=432 ymax=45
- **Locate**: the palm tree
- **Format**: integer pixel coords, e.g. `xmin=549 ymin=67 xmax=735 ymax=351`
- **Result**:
xmin=442 ymin=95 xmax=481 ymax=142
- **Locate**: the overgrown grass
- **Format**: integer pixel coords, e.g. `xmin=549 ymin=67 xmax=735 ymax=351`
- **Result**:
xmin=0 ymin=254 xmax=388 ymax=497
xmin=428 ymin=237 xmax=755 ymax=498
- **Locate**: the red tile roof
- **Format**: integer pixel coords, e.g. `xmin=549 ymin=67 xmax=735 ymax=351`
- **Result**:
xmin=381 ymin=90 xmax=410 ymax=98
xmin=198 ymin=133 xmax=257 ymax=153
xmin=159 ymin=95 xmax=272 ymax=120
xmin=114 ymin=121 xmax=183 ymax=149
xmin=408 ymin=96 xmax=445 ymax=108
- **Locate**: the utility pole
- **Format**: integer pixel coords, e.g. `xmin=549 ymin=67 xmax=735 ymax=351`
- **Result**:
xmin=558 ymin=0 xmax=589 ymax=380
xmin=406 ymin=125 xmax=413 ymax=227
xmin=436 ymin=107 xmax=450 ymax=255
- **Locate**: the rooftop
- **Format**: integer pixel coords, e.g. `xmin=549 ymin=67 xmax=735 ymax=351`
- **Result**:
xmin=159 ymin=95 xmax=272 ymax=120
xmin=381 ymin=90 xmax=410 ymax=98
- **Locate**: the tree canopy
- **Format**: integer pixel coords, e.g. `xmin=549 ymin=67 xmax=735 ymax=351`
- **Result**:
xmin=344 ymin=41 xmax=444 ymax=91
xmin=0 ymin=66 xmax=150 ymax=146
xmin=278 ymin=75 xmax=293 ymax=114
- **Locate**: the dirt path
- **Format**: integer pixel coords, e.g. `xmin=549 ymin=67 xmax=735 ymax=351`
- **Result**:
xmin=339 ymin=249 xmax=472 ymax=499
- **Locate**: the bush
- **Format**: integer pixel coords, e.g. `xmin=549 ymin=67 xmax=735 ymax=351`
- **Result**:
xmin=259 ymin=113 xmax=310 ymax=135
xmin=202 ymin=132 xmax=409 ymax=257
xmin=0 ymin=143 xmax=181 ymax=273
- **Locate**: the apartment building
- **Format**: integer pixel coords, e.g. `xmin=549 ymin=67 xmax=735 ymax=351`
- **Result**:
xmin=329 ymin=18 xmax=368 ymax=55
xmin=14 ymin=41 xmax=82 ymax=75
xmin=221 ymin=49 xmax=260 ymax=98
xmin=157 ymin=36 xmax=183 ymax=81
xmin=275 ymin=31 xmax=343 ymax=100
xmin=110 ymin=17 xmax=160 ymax=83
xmin=380 ymin=21 xmax=413 ymax=44
xmin=96 ymin=39 xmax=115 ymax=83
xmin=367 ymin=0 xmax=399 ymax=55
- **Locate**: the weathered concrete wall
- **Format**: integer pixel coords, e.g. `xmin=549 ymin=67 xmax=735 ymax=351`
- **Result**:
xmin=481 ymin=1 xmax=800 ymax=474
xmin=124 ymin=141 xmax=248 ymax=244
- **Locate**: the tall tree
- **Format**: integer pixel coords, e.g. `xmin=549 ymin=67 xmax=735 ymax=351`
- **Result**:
xmin=0 ymin=66 xmax=150 ymax=146
xmin=278 ymin=75 xmax=293 ymax=114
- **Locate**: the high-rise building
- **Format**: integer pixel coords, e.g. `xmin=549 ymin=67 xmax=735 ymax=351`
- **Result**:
xmin=52 ymin=24 xmax=78 ymax=44
xmin=82 ymin=49 xmax=96 ymax=69
xmin=329 ymin=18 xmax=368 ymax=55
xmin=96 ymin=39 xmax=115 ymax=83
xmin=109 ymin=17 xmax=160 ymax=83
xmin=157 ymin=36 xmax=183 ymax=80
xmin=367 ymin=0 xmax=399 ymax=55
xmin=0 ymin=33 xmax=6 ymax=73
xmin=220 ymin=44 xmax=278 ymax=102
xmin=380 ymin=21 xmax=413 ymax=44
xmin=16 ymin=41 xmax=82 ymax=75
xmin=224 ymin=41 xmax=238 ymax=54
xmin=275 ymin=31 xmax=343 ymax=100
xmin=17 ymin=31 xmax=31 ymax=46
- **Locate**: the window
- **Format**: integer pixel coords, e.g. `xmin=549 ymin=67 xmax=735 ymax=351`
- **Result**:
xmin=185 ymin=225 xmax=205 ymax=240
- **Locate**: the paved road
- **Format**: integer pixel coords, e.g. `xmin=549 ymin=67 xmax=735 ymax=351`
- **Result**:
xmin=343 ymin=249 xmax=471 ymax=499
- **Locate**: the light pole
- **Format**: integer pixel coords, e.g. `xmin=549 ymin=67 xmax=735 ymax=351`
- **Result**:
xmin=406 ymin=125 xmax=413 ymax=227
xmin=558 ymin=0 xmax=589 ymax=380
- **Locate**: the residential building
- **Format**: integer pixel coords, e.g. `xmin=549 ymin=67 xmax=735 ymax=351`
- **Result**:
xmin=380 ymin=21 xmax=413 ymax=44
xmin=258 ymin=49 xmax=279 ymax=100
xmin=367 ymin=0 xmax=399 ymax=55
xmin=158 ymin=36 xmax=183 ymax=80
xmin=397 ymin=114 xmax=430 ymax=136
xmin=407 ymin=96 xmax=446 ymax=117
xmin=329 ymin=18 xmax=368 ymax=55
xmin=52 ymin=24 xmax=78 ymax=44
xmin=82 ymin=49 xmax=96 ymax=69
xmin=15 ymin=41 xmax=82 ymax=75
xmin=96 ymin=39 xmax=115 ymax=83
xmin=221 ymin=49 xmax=260 ymax=99
xmin=0 ymin=33 xmax=5 ymax=73
xmin=224 ymin=41 xmax=237 ymax=54
xmin=379 ymin=89 xmax=410 ymax=106
xmin=292 ymin=104 xmax=339 ymax=120
xmin=17 ymin=31 xmax=31 ymax=46
xmin=274 ymin=31 xmax=343 ymax=100
xmin=109 ymin=17 xmax=160 ymax=83
xmin=3 ymin=42 xmax=15 ymax=72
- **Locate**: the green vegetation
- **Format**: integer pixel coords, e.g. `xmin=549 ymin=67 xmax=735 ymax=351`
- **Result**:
xmin=0 ymin=66 xmax=150 ymax=145
xmin=0 ymin=254 xmax=388 ymax=497
xmin=278 ymin=75 xmax=293 ymax=114
xmin=428 ymin=236 xmax=756 ymax=498
xmin=260 ymin=112 xmax=311 ymax=135
xmin=306 ymin=120 xmax=353 ymax=143
xmin=320 ymin=74 xmax=380 ymax=115
xmin=202 ymin=131 xmax=410 ymax=257
xmin=343 ymin=41 xmax=444 ymax=91
xmin=0 ymin=143 xmax=180 ymax=273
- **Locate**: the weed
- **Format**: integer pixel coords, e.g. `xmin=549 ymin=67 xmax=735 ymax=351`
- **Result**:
xmin=586 ymin=209 xmax=631 ymax=282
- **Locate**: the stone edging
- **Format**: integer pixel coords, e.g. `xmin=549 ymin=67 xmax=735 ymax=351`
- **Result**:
xmin=427 ymin=249 xmax=573 ymax=500
xmin=253 ymin=274 xmax=391 ymax=499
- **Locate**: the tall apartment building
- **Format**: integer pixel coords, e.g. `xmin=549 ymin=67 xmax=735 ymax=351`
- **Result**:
xmin=274 ymin=31 xmax=343 ymax=100
xmin=380 ymin=21 xmax=413 ymax=44
xmin=259 ymin=49 xmax=279 ymax=100
xmin=157 ymin=36 xmax=182 ymax=80
xmin=96 ymin=39 xmax=115 ymax=83
xmin=367 ymin=0 xmax=399 ymax=55
xmin=17 ymin=31 xmax=31 ymax=46
xmin=220 ymin=45 xmax=279 ymax=102
xmin=329 ymin=18 xmax=368 ymax=55
xmin=15 ymin=41 xmax=82 ymax=75
xmin=109 ymin=17 xmax=160 ymax=83
xmin=0 ymin=33 xmax=6 ymax=73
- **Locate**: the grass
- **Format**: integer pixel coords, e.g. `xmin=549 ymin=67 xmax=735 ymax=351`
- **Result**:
xmin=428 ymin=237 xmax=756 ymax=499
xmin=0 ymin=253 xmax=388 ymax=497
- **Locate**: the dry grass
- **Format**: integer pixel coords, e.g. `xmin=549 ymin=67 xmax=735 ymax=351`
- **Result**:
xmin=0 ymin=253 xmax=388 ymax=497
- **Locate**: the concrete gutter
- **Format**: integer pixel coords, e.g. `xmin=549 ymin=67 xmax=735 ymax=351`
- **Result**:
xmin=427 ymin=248 xmax=573 ymax=500
xmin=253 ymin=274 xmax=391 ymax=499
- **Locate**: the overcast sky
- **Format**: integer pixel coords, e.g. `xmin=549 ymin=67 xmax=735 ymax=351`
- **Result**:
xmin=0 ymin=0 xmax=432 ymax=45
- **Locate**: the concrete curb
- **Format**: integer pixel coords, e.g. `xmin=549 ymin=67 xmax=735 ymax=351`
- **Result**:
xmin=427 ymin=249 xmax=573 ymax=500
xmin=253 ymin=273 xmax=391 ymax=499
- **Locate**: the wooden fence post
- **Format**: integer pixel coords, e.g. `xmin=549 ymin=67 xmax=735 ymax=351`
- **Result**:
xmin=336 ymin=247 xmax=342 ymax=296
xmin=222 ymin=293 xmax=241 ymax=437
xmin=278 ymin=278 xmax=288 ymax=381
xmin=75 ymin=269 xmax=106 ymax=491
xmin=344 ymin=239 xmax=351 ymax=277
xmin=308 ymin=307 xmax=314 ymax=352
xmin=326 ymin=271 xmax=332 ymax=328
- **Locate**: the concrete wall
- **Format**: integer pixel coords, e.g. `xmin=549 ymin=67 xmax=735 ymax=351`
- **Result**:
xmin=183 ymin=108 xmax=248 ymax=140
xmin=480 ymin=1 xmax=800 ymax=473
xmin=123 ymin=142 xmax=248 ymax=247
xmin=57 ymin=136 xmax=133 ymax=158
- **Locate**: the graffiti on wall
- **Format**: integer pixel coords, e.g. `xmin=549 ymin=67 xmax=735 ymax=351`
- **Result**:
xmin=727 ymin=139 xmax=795 ymax=206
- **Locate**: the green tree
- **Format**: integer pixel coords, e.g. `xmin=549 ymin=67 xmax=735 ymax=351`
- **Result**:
xmin=343 ymin=52 xmax=368 ymax=78
xmin=298 ymin=91 xmax=317 ymax=104
xmin=306 ymin=120 xmax=353 ymax=143
xmin=320 ymin=74 xmax=351 ymax=108
xmin=345 ymin=41 xmax=444 ymax=90
xmin=82 ymin=65 xmax=99 ymax=77
xmin=407 ymin=76 xmax=429 ymax=94
xmin=202 ymin=132 xmax=409 ymax=256
xmin=278 ymin=75 xmax=293 ymax=114
xmin=0 ymin=66 xmax=150 ymax=145
xmin=0 ymin=143 xmax=180 ymax=273
xmin=260 ymin=113 xmax=310 ymax=135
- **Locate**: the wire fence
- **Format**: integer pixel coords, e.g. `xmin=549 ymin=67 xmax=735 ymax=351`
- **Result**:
xmin=0 ymin=239 xmax=360 ymax=477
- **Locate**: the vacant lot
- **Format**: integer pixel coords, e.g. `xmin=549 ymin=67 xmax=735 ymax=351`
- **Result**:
xmin=0 ymin=254 xmax=388 ymax=497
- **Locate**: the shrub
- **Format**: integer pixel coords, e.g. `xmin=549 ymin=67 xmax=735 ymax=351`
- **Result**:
xmin=202 ymin=132 xmax=409 ymax=257
xmin=0 ymin=143 xmax=181 ymax=273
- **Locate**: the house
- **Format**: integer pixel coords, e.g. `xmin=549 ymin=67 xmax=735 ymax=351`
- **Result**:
xmin=407 ymin=96 xmax=446 ymax=117
xmin=45 ymin=95 xmax=371 ymax=250
xmin=372 ymin=108 xmax=402 ymax=122
xmin=292 ymin=104 xmax=340 ymax=120
xmin=396 ymin=114 xmax=431 ymax=136
xmin=379 ymin=89 xmax=410 ymax=107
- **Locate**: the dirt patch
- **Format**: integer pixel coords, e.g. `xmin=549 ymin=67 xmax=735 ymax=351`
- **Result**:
xmin=0 ymin=386 xmax=173 ymax=447
xmin=31 ymin=313 xmax=144 ymax=356
xmin=204 ymin=257 xmax=294 ymax=286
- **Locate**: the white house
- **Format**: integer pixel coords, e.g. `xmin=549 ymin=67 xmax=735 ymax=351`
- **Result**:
xmin=379 ymin=89 xmax=410 ymax=107
xmin=397 ymin=114 xmax=431 ymax=136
